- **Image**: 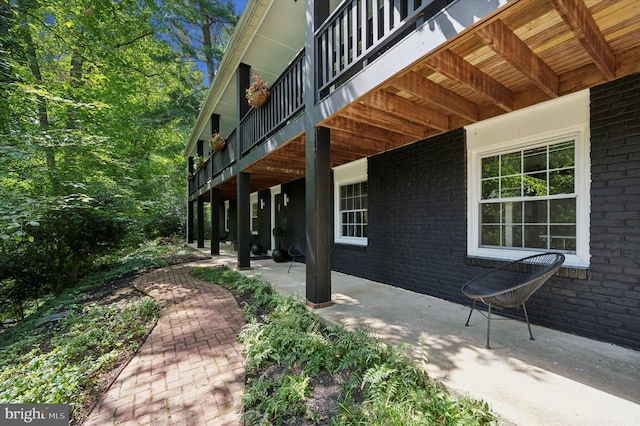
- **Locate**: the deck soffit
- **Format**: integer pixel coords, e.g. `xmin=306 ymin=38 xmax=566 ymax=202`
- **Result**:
xmin=201 ymin=0 xmax=640 ymax=201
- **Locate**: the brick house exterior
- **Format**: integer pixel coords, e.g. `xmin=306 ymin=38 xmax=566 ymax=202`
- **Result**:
xmin=186 ymin=1 xmax=640 ymax=349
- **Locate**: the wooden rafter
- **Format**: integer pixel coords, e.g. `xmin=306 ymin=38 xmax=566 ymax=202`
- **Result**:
xmin=426 ymin=49 xmax=515 ymax=112
xmin=322 ymin=116 xmax=404 ymax=146
xmin=361 ymin=90 xmax=450 ymax=131
xmin=392 ymin=71 xmax=479 ymax=122
xmin=476 ymin=19 xmax=559 ymax=98
xmin=342 ymin=104 xmax=428 ymax=139
xmin=549 ymin=0 xmax=616 ymax=80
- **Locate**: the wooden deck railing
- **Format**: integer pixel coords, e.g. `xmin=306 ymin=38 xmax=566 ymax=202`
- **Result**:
xmin=240 ymin=50 xmax=305 ymax=155
xmin=192 ymin=1 xmax=441 ymax=195
xmin=316 ymin=0 xmax=435 ymax=98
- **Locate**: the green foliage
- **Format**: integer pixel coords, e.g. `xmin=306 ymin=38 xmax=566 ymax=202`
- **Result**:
xmin=242 ymin=370 xmax=311 ymax=426
xmin=0 ymin=297 xmax=159 ymax=423
xmin=0 ymin=197 xmax=129 ymax=318
xmin=194 ymin=267 xmax=502 ymax=425
xmin=0 ymin=238 xmax=204 ymax=423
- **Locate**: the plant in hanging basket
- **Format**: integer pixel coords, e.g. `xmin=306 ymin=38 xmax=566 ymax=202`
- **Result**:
xmin=208 ymin=132 xmax=226 ymax=152
xmin=193 ymin=155 xmax=205 ymax=170
xmin=245 ymin=74 xmax=270 ymax=108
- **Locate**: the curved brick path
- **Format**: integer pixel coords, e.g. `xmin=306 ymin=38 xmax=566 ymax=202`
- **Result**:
xmin=85 ymin=262 xmax=245 ymax=425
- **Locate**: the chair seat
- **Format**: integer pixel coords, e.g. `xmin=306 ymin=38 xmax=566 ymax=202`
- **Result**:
xmin=461 ymin=252 xmax=565 ymax=348
xmin=287 ymin=238 xmax=306 ymax=273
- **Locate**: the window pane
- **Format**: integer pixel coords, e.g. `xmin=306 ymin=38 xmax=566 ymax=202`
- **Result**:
xmin=549 ymin=169 xmax=574 ymax=194
xmin=482 ymin=178 xmax=499 ymax=199
xmin=523 ymin=173 xmax=547 ymax=196
xmin=503 ymin=225 xmax=523 ymax=247
xmin=550 ymin=198 xmax=576 ymax=223
xmin=550 ymin=225 xmax=576 ymax=251
xmin=482 ymin=155 xmax=499 ymax=179
xmin=524 ymin=146 xmax=547 ymax=173
xmin=501 ymin=152 xmax=521 ymax=175
xmin=501 ymin=201 xmax=522 ymax=224
xmin=524 ymin=200 xmax=547 ymax=223
xmin=524 ymin=225 xmax=547 ymax=248
xmin=481 ymin=203 xmax=500 ymax=223
xmin=500 ymin=176 xmax=521 ymax=198
xmin=481 ymin=225 xmax=500 ymax=246
xmin=549 ymin=141 xmax=574 ymax=169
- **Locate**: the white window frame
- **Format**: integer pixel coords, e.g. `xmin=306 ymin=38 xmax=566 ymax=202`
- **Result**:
xmin=250 ymin=193 xmax=259 ymax=235
xmin=334 ymin=158 xmax=368 ymax=246
xmin=468 ymin=132 xmax=590 ymax=268
xmin=224 ymin=201 xmax=230 ymax=232
xmin=466 ymin=91 xmax=590 ymax=268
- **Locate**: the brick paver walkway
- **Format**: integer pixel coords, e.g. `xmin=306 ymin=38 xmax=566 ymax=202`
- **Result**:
xmin=85 ymin=263 xmax=245 ymax=425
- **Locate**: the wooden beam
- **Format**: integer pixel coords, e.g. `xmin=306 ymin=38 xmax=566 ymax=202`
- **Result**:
xmin=342 ymin=104 xmax=428 ymax=139
xmin=549 ymin=0 xmax=616 ymax=80
xmin=476 ymin=19 xmax=559 ymax=98
xmin=322 ymin=116 xmax=404 ymax=146
xmin=426 ymin=49 xmax=515 ymax=111
xmin=392 ymin=71 xmax=479 ymax=122
xmin=361 ymin=90 xmax=450 ymax=132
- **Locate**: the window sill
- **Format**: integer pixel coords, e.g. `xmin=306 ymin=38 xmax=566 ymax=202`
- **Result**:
xmin=333 ymin=243 xmax=367 ymax=252
xmin=464 ymin=256 xmax=589 ymax=280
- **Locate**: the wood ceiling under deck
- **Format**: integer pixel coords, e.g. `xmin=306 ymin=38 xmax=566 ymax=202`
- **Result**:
xmin=217 ymin=0 xmax=640 ymax=201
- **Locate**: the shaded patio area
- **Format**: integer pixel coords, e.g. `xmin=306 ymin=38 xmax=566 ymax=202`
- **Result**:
xmin=195 ymin=244 xmax=640 ymax=425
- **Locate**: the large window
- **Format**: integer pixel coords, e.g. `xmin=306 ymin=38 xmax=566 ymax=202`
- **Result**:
xmin=339 ymin=182 xmax=368 ymax=239
xmin=480 ymin=140 xmax=576 ymax=252
xmin=334 ymin=158 xmax=368 ymax=245
xmin=467 ymin=91 xmax=590 ymax=268
xmin=468 ymin=130 xmax=589 ymax=267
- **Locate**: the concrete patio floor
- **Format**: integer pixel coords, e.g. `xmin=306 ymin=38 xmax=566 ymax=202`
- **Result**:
xmin=198 ymin=245 xmax=640 ymax=425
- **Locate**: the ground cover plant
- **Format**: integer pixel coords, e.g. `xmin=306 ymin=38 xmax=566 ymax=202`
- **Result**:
xmin=192 ymin=266 xmax=501 ymax=426
xmin=0 ymin=239 xmax=208 ymax=424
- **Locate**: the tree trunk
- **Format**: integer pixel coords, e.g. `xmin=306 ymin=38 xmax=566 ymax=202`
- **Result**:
xmin=199 ymin=0 xmax=215 ymax=87
xmin=23 ymin=25 xmax=61 ymax=194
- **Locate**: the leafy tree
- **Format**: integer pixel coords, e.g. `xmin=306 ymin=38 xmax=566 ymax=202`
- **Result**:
xmin=149 ymin=0 xmax=238 ymax=87
xmin=0 ymin=0 xmax=238 ymax=316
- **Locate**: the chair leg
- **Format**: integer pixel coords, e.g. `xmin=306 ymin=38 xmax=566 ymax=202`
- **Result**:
xmin=486 ymin=304 xmax=492 ymax=349
xmin=465 ymin=300 xmax=476 ymax=326
xmin=287 ymin=258 xmax=294 ymax=273
xmin=522 ymin=303 xmax=534 ymax=341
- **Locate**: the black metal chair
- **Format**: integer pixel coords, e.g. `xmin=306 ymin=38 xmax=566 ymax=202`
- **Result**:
xmin=287 ymin=238 xmax=306 ymax=273
xmin=461 ymin=252 xmax=565 ymax=348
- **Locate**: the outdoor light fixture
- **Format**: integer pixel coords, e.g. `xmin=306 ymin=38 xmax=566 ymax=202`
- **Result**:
xmin=284 ymin=194 xmax=289 ymax=206
xmin=260 ymin=198 xmax=265 ymax=209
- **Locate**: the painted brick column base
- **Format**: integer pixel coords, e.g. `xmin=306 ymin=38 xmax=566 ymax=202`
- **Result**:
xmin=306 ymin=299 xmax=334 ymax=309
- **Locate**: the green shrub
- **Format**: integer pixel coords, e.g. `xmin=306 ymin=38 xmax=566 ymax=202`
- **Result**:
xmin=0 ymin=297 xmax=159 ymax=422
xmin=193 ymin=267 xmax=501 ymax=425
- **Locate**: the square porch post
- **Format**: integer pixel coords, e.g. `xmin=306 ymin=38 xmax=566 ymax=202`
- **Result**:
xmin=237 ymin=172 xmax=251 ymax=269
xmin=305 ymin=126 xmax=332 ymax=308
xmin=210 ymin=188 xmax=220 ymax=256
xmin=197 ymin=196 xmax=205 ymax=249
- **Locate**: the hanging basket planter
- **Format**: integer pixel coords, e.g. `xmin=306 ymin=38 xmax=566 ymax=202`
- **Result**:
xmin=208 ymin=132 xmax=226 ymax=152
xmin=193 ymin=155 xmax=205 ymax=170
xmin=246 ymin=74 xmax=270 ymax=108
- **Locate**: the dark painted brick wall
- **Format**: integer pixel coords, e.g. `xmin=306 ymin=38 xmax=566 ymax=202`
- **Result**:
xmin=332 ymin=129 xmax=475 ymax=305
xmin=585 ymin=72 xmax=640 ymax=349
xmin=280 ymin=178 xmax=306 ymax=250
xmin=332 ymin=74 xmax=640 ymax=349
